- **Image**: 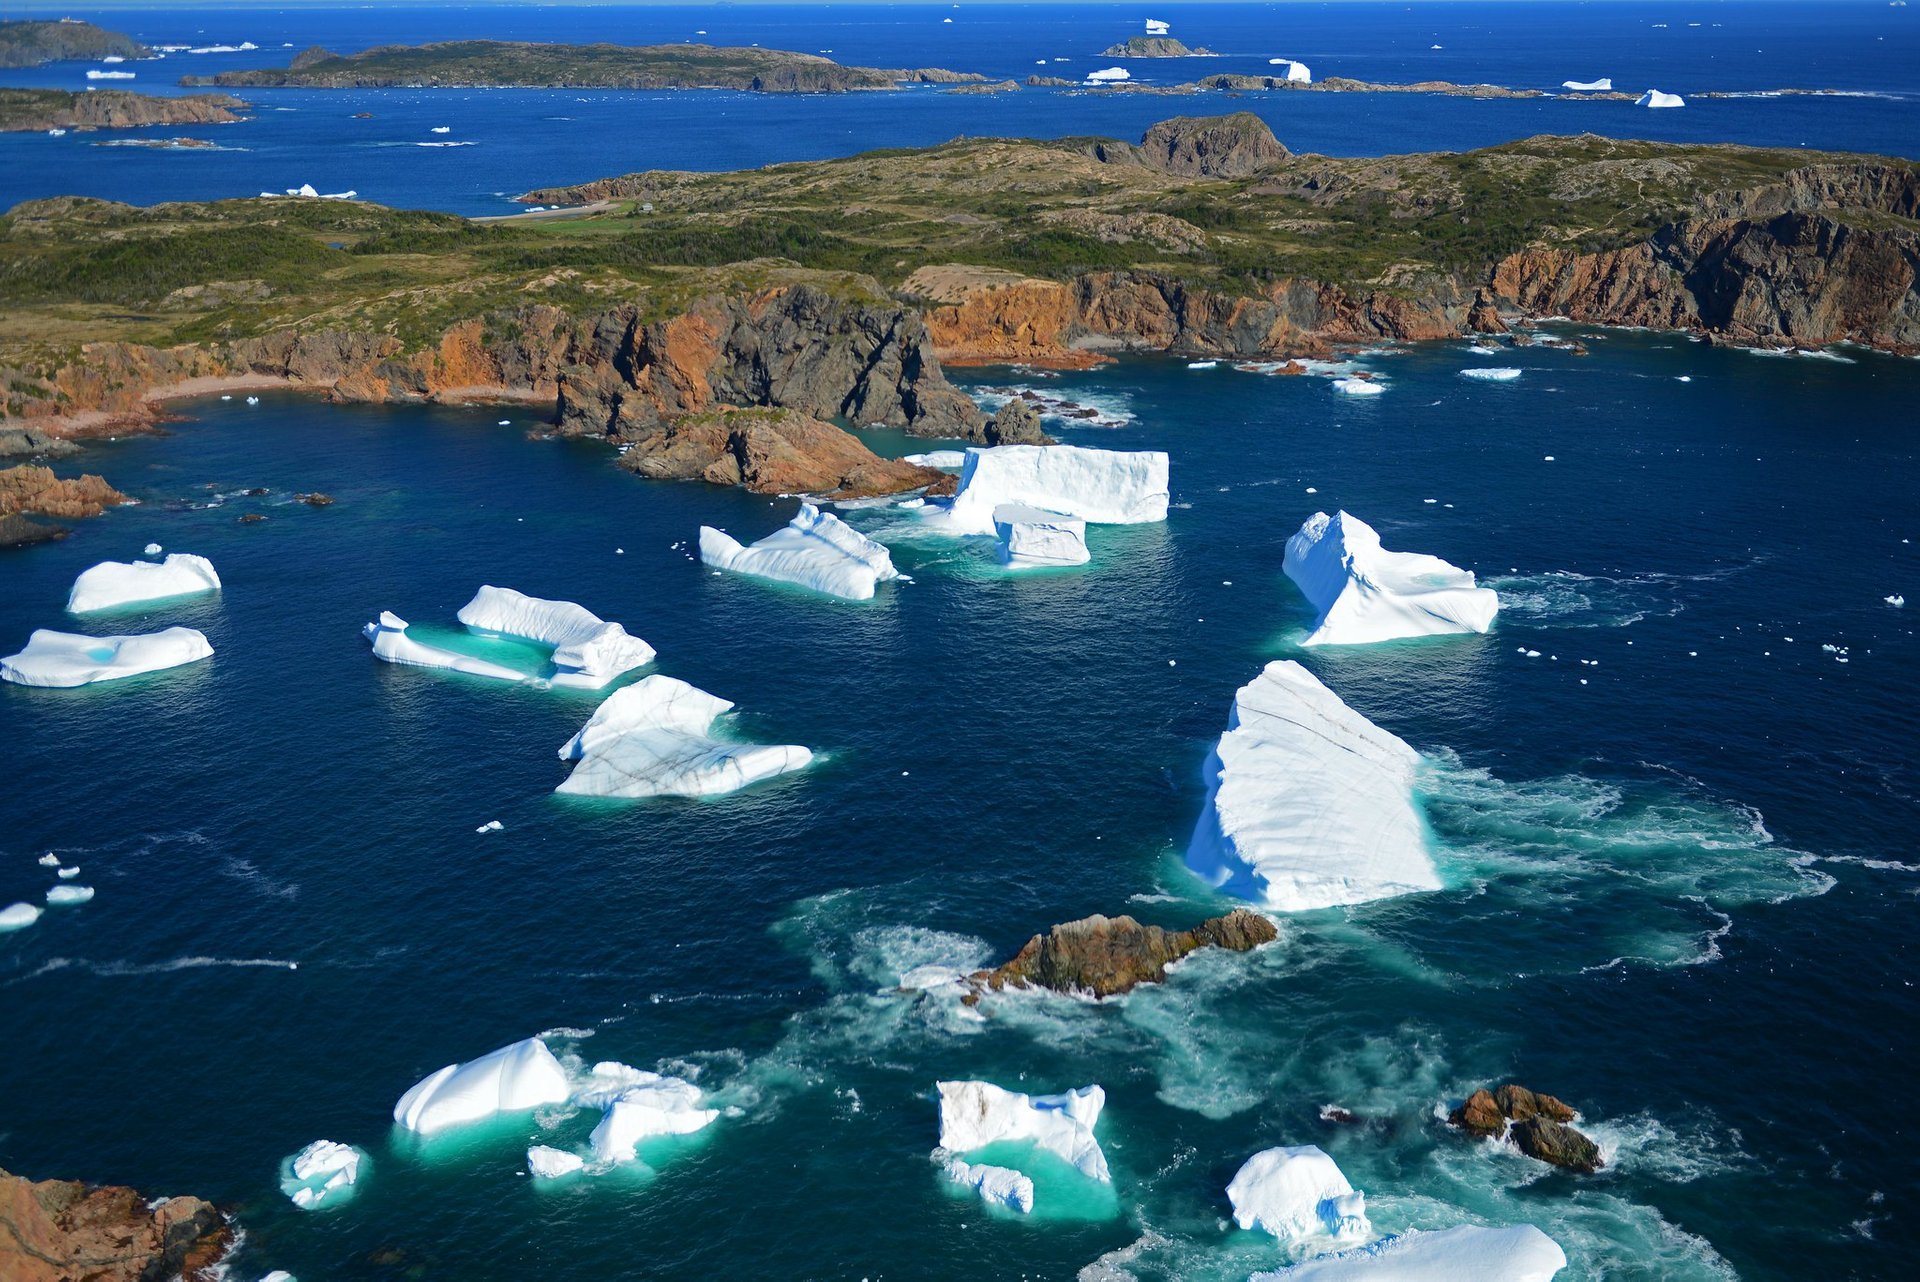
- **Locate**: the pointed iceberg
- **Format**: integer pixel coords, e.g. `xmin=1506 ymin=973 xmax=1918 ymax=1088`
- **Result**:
xmin=362 ymin=611 xmax=530 ymax=682
xmin=67 ymin=554 xmax=221 ymax=614
xmin=699 ymin=503 xmax=901 ymax=601
xmin=2 ymin=627 xmax=212 ymax=687
xmin=936 ymin=1081 xmax=1110 ymax=1182
xmin=556 ymin=675 xmax=812 ymax=799
xmin=456 ymin=586 xmax=654 ymax=688
xmin=1637 ymin=89 xmax=1685 ymax=108
xmin=941 ymin=445 xmax=1168 ymax=536
xmin=1251 ymin=1224 xmax=1568 ymax=1280
xmin=1187 ymin=661 xmax=1441 ymax=912
xmin=1285 ymin=511 xmax=1498 ymax=646
xmin=392 ymin=1036 xmax=572 ymax=1136
xmin=1228 ymin=1146 xmax=1371 ymax=1243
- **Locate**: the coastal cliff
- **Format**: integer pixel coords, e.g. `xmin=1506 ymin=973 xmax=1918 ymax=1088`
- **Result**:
xmin=0 ymin=20 xmax=147 ymax=68
xmin=0 ymin=1167 xmax=231 ymax=1281
xmin=0 ymin=89 xmax=248 ymax=133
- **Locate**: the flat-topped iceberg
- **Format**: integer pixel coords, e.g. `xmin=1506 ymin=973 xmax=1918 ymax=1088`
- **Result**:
xmin=700 ymin=503 xmax=901 ymax=601
xmin=67 ymin=554 xmax=221 ymax=614
xmin=1187 ymin=660 xmax=1442 ymax=912
xmin=456 ymin=586 xmax=654 ymax=688
xmin=527 ymin=1145 xmax=584 ymax=1179
xmin=936 ymin=1081 xmax=1110 ymax=1182
xmin=1285 ymin=511 xmax=1499 ymax=646
xmin=1086 ymin=67 xmax=1131 ymax=82
xmin=362 ymin=611 xmax=530 ymax=682
xmin=1637 ymin=89 xmax=1685 ymax=108
xmin=0 ymin=903 xmax=42 ymax=932
xmin=1562 ymin=77 xmax=1612 ymax=91
xmin=392 ymin=1036 xmax=572 ymax=1136
xmin=2 ymin=627 xmax=213 ymax=688
xmin=1460 ymin=367 xmax=1522 ymax=382
xmin=587 ymin=1071 xmax=720 ymax=1164
xmin=556 ymin=675 xmax=813 ymax=799
xmin=941 ymin=445 xmax=1169 ymax=536
xmin=994 ymin=503 xmax=1090 ymax=568
xmin=1228 ymin=1146 xmax=1371 ymax=1243
xmin=943 ymin=1158 xmax=1035 ymax=1213
xmin=1251 ymin=1224 xmax=1568 ymax=1280
xmin=279 ymin=1140 xmax=364 ymax=1210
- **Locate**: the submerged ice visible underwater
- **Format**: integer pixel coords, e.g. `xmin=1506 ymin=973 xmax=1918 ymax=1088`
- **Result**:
xmin=1 ymin=333 xmax=1915 ymax=1279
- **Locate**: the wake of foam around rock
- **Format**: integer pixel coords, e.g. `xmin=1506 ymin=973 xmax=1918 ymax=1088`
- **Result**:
xmin=67 ymin=553 xmax=221 ymax=614
xmin=700 ymin=503 xmax=902 ymax=601
xmin=362 ymin=611 xmax=530 ymax=682
xmin=555 ymin=674 xmax=813 ymax=798
xmin=392 ymin=1036 xmax=572 ymax=1136
xmin=455 ymin=585 xmax=654 ymax=688
xmin=1285 ymin=511 xmax=1499 ymax=646
xmin=1187 ymin=660 xmax=1442 ymax=912
xmin=1 ymin=627 xmax=213 ymax=687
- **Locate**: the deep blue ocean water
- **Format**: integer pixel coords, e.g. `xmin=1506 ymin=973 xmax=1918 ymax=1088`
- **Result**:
xmin=1 ymin=3 xmax=1918 ymax=213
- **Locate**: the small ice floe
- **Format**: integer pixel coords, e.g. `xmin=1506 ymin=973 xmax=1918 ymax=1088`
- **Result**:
xmin=497 ymin=419 xmax=511 ymax=426
xmin=260 ymin=184 xmax=357 ymax=200
xmin=1085 ymin=67 xmax=1131 ymax=82
xmin=1460 ymin=367 xmax=1522 ymax=382
xmin=1468 ymin=344 xmax=1503 ymax=356
xmin=430 ymin=126 xmax=451 ymax=134
xmin=67 ymin=554 xmax=221 ymax=615
xmin=393 ymin=1036 xmax=572 ymax=1136
xmin=47 ymin=127 xmax=67 ymax=136
xmin=1331 ymin=377 xmax=1384 ymax=396
xmin=280 ymin=1140 xmax=364 ymax=1210
xmin=1562 ymin=78 xmax=1613 ymax=91
xmin=527 ymin=1145 xmax=584 ymax=1179
xmin=587 ymin=1070 xmax=720 ymax=1164
xmin=1228 ymin=1146 xmax=1371 ymax=1243
xmin=936 ymin=1081 xmax=1110 ymax=1182
xmin=1267 ymin=58 xmax=1312 ymax=82
xmin=143 ymin=543 xmax=164 ymax=556
xmin=475 ymin=820 xmax=503 ymax=834
xmin=942 ymin=1157 xmax=1035 ymax=1213
xmin=87 ymin=70 xmax=136 ymax=80
xmin=1187 ymin=360 xmax=1219 ymax=369
xmin=1287 ymin=511 xmax=1498 ymax=645
xmin=994 ymin=503 xmax=1089 ymax=569
xmin=57 ymin=866 xmax=80 ymax=879
xmin=1544 ymin=455 xmax=1556 ymax=462
xmin=258 ymin=1272 xmax=295 ymax=1282
xmin=2 ymin=628 xmax=213 ymax=688
xmin=245 ymin=396 xmax=260 ymax=406
xmin=46 ymin=885 xmax=95 ymax=906
xmin=700 ymin=503 xmax=901 ymax=601
xmin=1886 ymin=595 xmax=1905 ymax=608
xmin=556 ymin=675 xmax=812 ymax=799
xmin=1677 ymin=375 xmax=1693 ymax=382
xmin=37 ymin=853 xmax=59 ymax=867
xmin=1637 ymin=89 xmax=1686 ymax=108
xmin=0 ymin=903 xmax=43 ymax=932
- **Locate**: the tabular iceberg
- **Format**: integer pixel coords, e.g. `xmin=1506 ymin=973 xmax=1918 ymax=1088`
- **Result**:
xmin=943 ymin=1158 xmax=1035 ymax=1213
xmin=1637 ymin=89 xmax=1685 ymax=108
xmin=1228 ymin=1146 xmax=1371 ymax=1243
xmin=699 ymin=503 xmax=901 ymax=601
xmin=587 ymin=1072 xmax=720 ymax=1164
xmin=556 ymin=675 xmax=813 ymax=799
xmin=2 ymin=627 xmax=213 ymax=688
xmin=1086 ymin=67 xmax=1131 ymax=82
xmin=455 ymin=586 xmax=654 ymax=688
xmin=527 ymin=1145 xmax=585 ymax=1179
xmin=941 ymin=445 xmax=1169 ymax=536
xmin=936 ymin=1081 xmax=1110 ymax=1182
xmin=1250 ymin=1224 xmax=1568 ymax=1280
xmin=1187 ymin=660 xmax=1442 ymax=912
xmin=1284 ymin=511 xmax=1499 ymax=646
xmin=279 ymin=1140 xmax=364 ymax=1210
xmin=67 ymin=554 xmax=221 ymax=614
xmin=362 ymin=612 xmax=530 ymax=683
xmin=994 ymin=504 xmax=1090 ymax=568
xmin=1562 ymin=77 xmax=1612 ymax=91
xmin=1459 ymin=367 xmax=1522 ymax=382
xmin=0 ymin=903 xmax=42 ymax=932
xmin=392 ymin=1036 xmax=572 ymax=1136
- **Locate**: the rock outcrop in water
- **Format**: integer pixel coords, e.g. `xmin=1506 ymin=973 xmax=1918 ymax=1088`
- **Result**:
xmin=1450 ymin=1083 xmax=1604 ymax=1174
xmin=1100 ymin=37 xmax=1214 ymax=58
xmin=982 ymin=397 xmax=1051 ymax=446
xmin=0 ymin=1167 xmax=231 ymax=1281
xmin=966 ymin=910 xmax=1277 ymax=999
xmin=618 ymin=407 xmax=947 ymax=498
xmin=0 ymin=89 xmax=248 ymax=133
xmin=0 ymin=464 xmax=127 ymax=517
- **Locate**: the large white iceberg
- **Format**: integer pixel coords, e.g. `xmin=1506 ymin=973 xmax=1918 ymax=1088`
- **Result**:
xmin=994 ymin=503 xmax=1090 ymax=568
xmin=392 ymin=1036 xmax=572 ymax=1136
xmin=279 ymin=1140 xmax=364 ymax=1210
xmin=67 ymin=554 xmax=221 ymax=614
xmin=556 ymin=675 xmax=813 ymax=799
xmin=936 ymin=1081 xmax=1110 ymax=1182
xmin=1284 ymin=511 xmax=1499 ymax=646
xmin=1086 ymin=67 xmax=1131 ymax=82
xmin=941 ymin=445 xmax=1168 ymax=536
xmin=1 ymin=627 xmax=213 ymax=688
xmin=0 ymin=903 xmax=42 ymax=932
xmin=587 ymin=1071 xmax=720 ymax=1164
xmin=1251 ymin=1224 xmax=1568 ymax=1280
xmin=1637 ymin=89 xmax=1685 ymax=108
xmin=943 ymin=1158 xmax=1035 ymax=1213
xmin=1562 ymin=77 xmax=1612 ymax=91
xmin=1228 ymin=1146 xmax=1371 ymax=1243
xmin=1268 ymin=58 xmax=1312 ymax=83
xmin=455 ymin=585 xmax=654 ymax=688
xmin=699 ymin=503 xmax=901 ymax=601
xmin=1187 ymin=660 xmax=1441 ymax=912
xmin=362 ymin=611 xmax=530 ymax=682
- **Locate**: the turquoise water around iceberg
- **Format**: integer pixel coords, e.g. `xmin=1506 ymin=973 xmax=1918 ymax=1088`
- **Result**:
xmin=1 ymin=333 xmax=1916 ymax=1279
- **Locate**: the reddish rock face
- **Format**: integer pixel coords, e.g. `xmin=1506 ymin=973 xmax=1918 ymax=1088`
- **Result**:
xmin=617 ymin=406 xmax=947 ymax=499
xmin=1448 ymin=1083 xmax=1604 ymax=1173
xmin=0 ymin=1167 xmax=232 ymax=1282
xmin=967 ymin=909 xmax=1278 ymax=1000
xmin=0 ymin=464 xmax=127 ymax=518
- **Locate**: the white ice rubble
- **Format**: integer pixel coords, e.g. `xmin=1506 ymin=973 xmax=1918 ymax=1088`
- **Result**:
xmin=280 ymin=1140 xmax=363 ymax=1210
xmin=1 ymin=627 xmax=213 ymax=687
xmin=1459 ymin=367 xmax=1522 ymax=382
xmin=942 ymin=1158 xmax=1036 ymax=1213
xmin=939 ymin=444 xmax=1168 ymax=536
xmin=66 ymin=553 xmax=221 ymax=614
xmin=1186 ymin=660 xmax=1442 ymax=912
xmin=993 ymin=503 xmax=1090 ymax=568
xmin=700 ymin=503 xmax=902 ymax=601
xmin=1331 ymin=377 xmax=1384 ymax=396
xmin=1267 ymin=58 xmax=1312 ymax=82
xmin=0 ymin=903 xmax=43 ymax=932
xmin=1284 ymin=511 xmax=1499 ymax=646
xmin=392 ymin=1036 xmax=573 ymax=1136
xmin=1561 ymin=77 xmax=1613 ymax=91
xmin=1249 ymin=1224 xmax=1568 ymax=1280
xmin=936 ymin=1081 xmax=1110 ymax=1182
xmin=586 ymin=1069 xmax=720 ymax=1164
xmin=363 ymin=611 xmax=530 ymax=682
xmin=1637 ymin=89 xmax=1686 ymax=108
xmin=555 ymin=675 xmax=813 ymax=799
xmin=1228 ymin=1146 xmax=1372 ymax=1243
xmin=455 ymin=586 xmax=654 ymax=688
xmin=527 ymin=1145 xmax=585 ymax=1178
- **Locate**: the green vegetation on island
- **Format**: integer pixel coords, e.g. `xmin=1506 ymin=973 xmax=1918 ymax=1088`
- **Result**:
xmin=0 ymin=19 xmax=147 ymax=69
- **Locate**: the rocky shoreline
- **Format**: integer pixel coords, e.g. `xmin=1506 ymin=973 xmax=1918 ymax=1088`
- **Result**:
xmin=0 ymin=1167 xmax=231 ymax=1282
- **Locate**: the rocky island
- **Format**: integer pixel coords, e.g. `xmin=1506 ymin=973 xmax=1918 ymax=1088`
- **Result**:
xmin=0 ymin=19 xmax=147 ymax=68
xmin=0 ymin=88 xmax=249 ymax=134
xmin=1100 ymin=36 xmax=1214 ymax=57
xmin=183 ymin=40 xmax=984 ymax=92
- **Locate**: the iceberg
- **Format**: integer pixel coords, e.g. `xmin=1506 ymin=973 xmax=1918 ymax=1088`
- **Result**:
xmin=941 ymin=445 xmax=1168 ymax=536
xmin=556 ymin=675 xmax=813 ymax=799
xmin=1267 ymin=58 xmax=1312 ymax=82
xmin=936 ymin=1081 xmax=1110 ymax=1182
xmin=1637 ymin=89 xmax=1685 ymax=108
xmin=46 ymin=885 xmax=94 ymax=906
xmin=37 ymin=854 xmax=58 ymax=867
xmin=1562 ymin=77 xmax=1613 ymax=91
xmin=1331 ymin=378 xmax=1384 ymax=396
xmin=1460 ymin=367 xmax=1522 ymax=382
xmin=0 ymin=903 xmax=42 ymax=932
xmin=904 ymin=450 xmax=967 ymax=468
xmin=143 ymin=543 xmax=163 ymax=556
xmin=1086 ymin=67 xmax=1131 ymax=82
xmin=943 ymin=1158 xmax=1035 ymax=1213
xmin=86 ymin=70 xmax=136 ymax=79
xmin=67 ymin=553 xmax=221 ymax=614
xmin=57 ymin=866 xmax=80 ymax=879
xmin=362 ymin=612 xmax=530 ymax=683
xmin=1 ymin=627 xmax=213 ymax=688
xmin=1146 ymin=19 xmax=1171 ymax=35
xmin=1186 ymin=660 xmax=1442 ymax=912
xmin=1227 ymin=1146 xmax=1371 ymax=1243
xmin=527 ymin=1145 xmax=584 ymax=1178
xmin=455 ymin=586 xmax=654 ymax=688
xmin=699 ymin=503 xmax=901 ymax=602
xmin=279 ymin=1140 xmax=363 ymax=1210
xmin=587 ymin=1072 xmax=719 ymax=1164
xmin=994 ymin=504 xmax=1090 ymax=568
xmin=392 ymin=1036 xmax=572 ymax=1136
xmin=1284 ymin=511 xmax=1499 ymax=646
xmin=1250 ymin=1224 xmax=1568 ymax=1281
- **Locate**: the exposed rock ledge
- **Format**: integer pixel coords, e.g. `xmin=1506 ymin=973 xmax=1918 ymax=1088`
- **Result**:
xmin=0 ymin=1166 xmax=231 ymax=1282
xmin=1449 ymin=1083 xmax=1604 ymax=1174
xmin=0 ymin=88 xmax=248 ymax=134
xmin=617 ymin=406 xmax=947 ymax=498
xmin=966 ymin=910 xmax=1278 ymax=1000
